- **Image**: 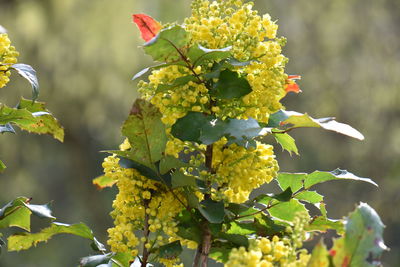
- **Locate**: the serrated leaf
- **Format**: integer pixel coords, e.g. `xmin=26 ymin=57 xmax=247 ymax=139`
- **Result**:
xmin=268 ymin=199 xmax=308 ymax=222
xmin=273 ymin=133 xmax=299 ymax=155
xmin=24 ymin=202 xmax=55 ymax=220
xmin=331 ymin=203 xmax=387 ymax=267
xmin=295 ymin=191 xmax=324 ymax=204
xmin=8 ymin=222 xmax=94 ymax=251
xmin=171 ymin=111 xmax=210 ymax=142
xmin=227 ymin=222 xmax=256 ymax=235
xmin=276 ymin=173 xmax=306 ymax=192
xmin=304 ymin=169 xmax=377 ymax=189
xmin=307 ymin=216 xmax=344 ymax=234
xmin=11 ymin=64 xmax=39 ymax=100
xmin=268 ymin=110 xmax=364 ymax=140
xmin=308 ymin=239 xmax=330 ymax=267
xmin=132 ymin=14 xmax=161 ymax=42
xmin=80 ymin=253 xmax=114 ymax=267
xmin=0 ymin=104 xmax=37 ymax=125
xmin=122 ymin=99 xmax=167 ymax=167
xmin=158 ymin=241 xmax=182 ymax=258
xmin=226 ymin=203 xmax=259 ymax=221
xmin=159 ymin=156 xmax=190 ymax=175
xmin=92 ymin=175 xmax=116 ymax=190
xmin=171 ymin=171 xmax=197 ymax=188
xmin=269 ymin=187 xmax=293 ymax=202
xmin=188 ymin=44 xmax=232 ymax=67
xmin=199 ymin=198 xmax=225 ymax=223
xmin=212 ymin=69 xmax=251 ymax=99
xmin=144 ymin=25 xmax=189 ymax=62
xmin=111 ymin=252 xmax=133 ymax=267
xmin=17 ymin=98 xmax=64 ymax=142
xmin=254 ymin=213 xmax=286 ymax=236
xmin=0 ymin=197 xmax=31 ymax=231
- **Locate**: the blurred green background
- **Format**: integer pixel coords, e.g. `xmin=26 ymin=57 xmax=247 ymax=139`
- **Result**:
xmin=0 ymin=0 xmax=399 ymax=266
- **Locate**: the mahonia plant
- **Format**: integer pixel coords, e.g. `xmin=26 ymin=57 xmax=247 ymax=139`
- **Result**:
xmin=92 ymin=1 xmax=388 ymax=266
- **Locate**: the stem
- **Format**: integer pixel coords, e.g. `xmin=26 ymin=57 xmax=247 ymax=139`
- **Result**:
xmin=141 ymin=199 xmax=151 ymax=267
xmin=192 ymin=245 xmax=202 ymax=267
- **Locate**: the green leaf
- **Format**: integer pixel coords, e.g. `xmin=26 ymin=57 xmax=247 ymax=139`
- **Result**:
xmin=307 ymin=216 xmax=345 ymax=234
xmin=131 ymin=61 xmax=186 ymax=81
xmin=276 ymin=173 xmax=305 ymax=192
xmin=118 ymin=157 xmax=171 ymax=187
xmin=226 ymin=203 xmax=259 ymax=221
xmin=269 ymin=110 xmax=364 ymax=140
xmin=158 ymin=241 xmax=182 ymax=258
xmin=227 ymin=222 xmax=256 ymax=235
xmin=80 ymin=253 xmax=114 ymax=267
xmin=110 ymin=252 xmax=133 ymax=267
xmin=155 ymin=75 xmax=198 ymax=93
xmin=269 ymin=187 xmax=293 ymax=202
xmin=198 ymin=198 xmax=225 ymax=223
xmin=0 ymin=160 xmax=5 ymax=173
xmin=0 ymin=104 xmax=37 ymax=125
xmin=122 ymin=99 xmax=167 ymax=167
xmin=273 ymin=133 xmax=299 ymax=155
xmin=0 ymin=197 xmax=31 ymax=231
xmin=11 ymin=64 xmax=39 ymax=100
xmin=254 ymin=213 xmax=286 ymax=236
xmin=171 ymin=171 xmax=197 ymax=188
xmin=188 ymin=44 xmax=232 ymax=67
xmin=295 ymin=191 xmax=324 ymax=204
xmin=17 ymin=98 xmax=64 ymax=142
xmin=331 ymin=203 xmax=388 ymax=267
xmin=0 ymin=236 xmax=5 ymax=255
xmin=209 ymin=245 xmax=231 ymax=263
xmin=7 ymin=222 xmax=94 ymax=251
xmin=144 ymin=25 xmax=189 ymax=62
xmin=218 ymin=233 xmax=249 ymax=247
xmin=308 ymin=239 xmax=330 ymax=267
xmin=171 ymin=111 xmax=210 ymax=142
xmin=304 ymin=169 xmax=377 ymax=189
xmin=212 ymin=69 xmax=251 ymax=99
xmin=24 ymin=202 xmax=55 ymax=220
xmin=92 ymin=175 xmax=116 ymax=189
xmin=268 ymin=199 xmax=308 ymax=222
xmin=159 ymin=156 xmax=189 ymax=175
xmin=91 ymin=237 xmax=106 ymax=252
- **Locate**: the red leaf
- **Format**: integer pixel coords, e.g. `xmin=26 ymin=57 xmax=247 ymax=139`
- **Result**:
xmin=285 ymin=74 xmax=302 ymax=94
xmin=132 ymin=14 xmax=161 ymax=42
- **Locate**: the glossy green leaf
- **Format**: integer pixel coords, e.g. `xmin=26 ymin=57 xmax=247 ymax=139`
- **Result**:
xmin=188 ymin=44 xmax=232 ymax=67
xmin=212 ymin=69 xmax=252 ymax=99
xmin=273 ymin=133 xmax=299 ymax=155
xmin=0 ymin=197 xmax=31 ymax=231
xmin=253 ymin=213 xmax=286 ymax=236
xmin=92 ymin=175 xmax=116 ymax=189
xmin=7 ymin=222 xmax=94 ymax=251
xmin=199 ymin=198 xmax=225 ymax=223
xmin=171 ymin=171 xmax=197 ymax=188
xmin=268 ymin=110 xmax=364 ymax=140
xmin=158 ymin=241 xmax=182 ymax=258
xmin=17 ymin=98 xmax=64 ymax=142
xmin=331 ymin=203 xmax=388 ymax=267
xmin=226 ymin=203 xmax=259 ymax=221
xmin=268 ymin=199 xmax=308 ymax=222
xmin=304 ymin=169 xmax=377 ymax=189
xmin=158 ymin=156 xmax=190 ymax=175
xmin=209 ymin=245 xmax=231 ymax=263
xmin=308 ymin=239 xmax=330 ymax=267
xmin=307 ymin=216 xmax=344 ymax=234
xmin=24 ymin=202 xmax=55 ymax=220
xmin=144 ymin=25 xmax=189 ymax=62
xmin=80 ymin=253 xmax=114 ymax=267
xmin=227 ymin=222 xmax=257 ymax=235
xmin=0 ymin=104 xmax=37 ymax=125
xmin=295 ymin=191 xmax=324 ymax=204
xmin=131 ymin=61 xmax=186 ymax=81
xmin=121 ymin=99 xmax=167 ymax=167
xmin=276 ymin=173 xmax=306 ymax=192
xmin=171 ymin=111 xmax=210 ymax=142
xmin=110 ymin=252 xmax=133 ymax=267
xmin=11 ymin=64 xmax=39 ymax=100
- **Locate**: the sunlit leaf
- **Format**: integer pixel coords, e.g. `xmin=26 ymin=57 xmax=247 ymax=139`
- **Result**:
xmin=92 ymin=175 xmax=116 ymax=190
xmin=0 ymin=160 xmax=5 ymax=173
xmin=80 ymin=253 xmax=114 ymax=267
xmin=307 ymin=216 xmax=344 ymax=234
xmin=11 ymin=64 xmax=39 ymax=100
xmin=268 ymin=199 xmax=308 ymax=222
xmin=269 ymin=110 xmax=365 ymax=140
xmin=144 ymin=26 xmax=189 ymax=62
xmin=188 ymin=44 xmax=232 ymax=67
xmin=304 ymin=169 xmax=377 ymax=189
xmin=308 ymin=239 xmax=330 ymax=267
xmin=24 ymin=202 xmax=55 ymax=220
xmin=273 ymin=133 xmax=299 ymax=155
xmin=331 ymin=203 xmax=388 ymax=267
xmin=295 ymin=191 xmax=323 ymax=204
xmin=121 ymin=99 xmax=167 ymax=167
xmin=0 ymin=197 xmax=31 ymax=231
xmin=276 ymin=173 xmax=306 ymax=192
xmin=132 ymin=14 xmax=161 ymax=42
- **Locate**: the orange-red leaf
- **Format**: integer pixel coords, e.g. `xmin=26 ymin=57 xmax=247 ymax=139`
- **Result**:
xmin=285 ymin=75 xmax=302 ymax=93
xmin=132 ymin=14 xmax=161 ymax=42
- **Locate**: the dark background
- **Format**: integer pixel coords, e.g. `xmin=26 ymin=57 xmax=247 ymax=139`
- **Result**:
xmin=0 ymin=0 xmax=399 ymax=266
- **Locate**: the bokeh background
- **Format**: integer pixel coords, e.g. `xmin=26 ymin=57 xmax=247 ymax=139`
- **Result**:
xmin=0 ymin=0 xmax=399 ymax=266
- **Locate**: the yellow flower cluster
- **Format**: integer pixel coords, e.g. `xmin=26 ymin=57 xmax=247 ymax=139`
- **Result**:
xmin=225 ymin=235 xmax=310 ymax=267
xmin=103 ymin=151 xmax=185 ymax=260
xmin=0 ymin=33 xmax=19 ymax=88
xmin=138 ymin=65 xmax=209 ymax=126
xmin=212 ymin=138 xmax=279 ymax=203
xmin=226 ymin=212 xmax=311 ymax=266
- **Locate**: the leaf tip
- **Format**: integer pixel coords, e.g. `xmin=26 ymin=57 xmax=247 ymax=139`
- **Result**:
xmin=132 ymin=13 xmax=161 ymax=42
